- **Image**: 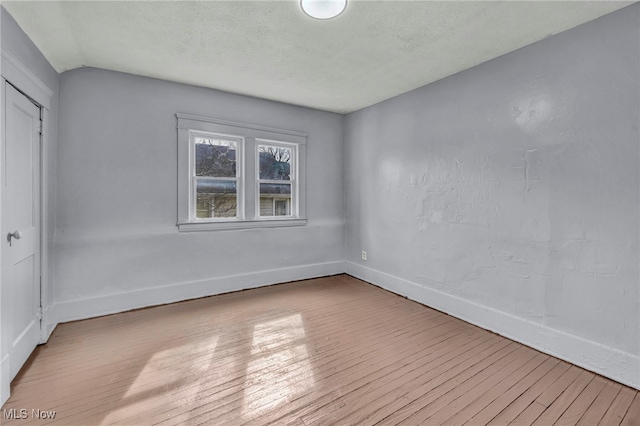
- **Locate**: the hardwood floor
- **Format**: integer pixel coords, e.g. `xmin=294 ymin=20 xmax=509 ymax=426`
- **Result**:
xmin=2 ymin=275 xmax=638 ymax=425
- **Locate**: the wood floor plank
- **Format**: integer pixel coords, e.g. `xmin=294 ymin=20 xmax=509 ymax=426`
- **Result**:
xmin=531 ymin=369 xmax=595 ymax=425
xmin=463 ymin=357 xmax=560 ymax=425
xmin=510 ymin=401 xmax=548 ymax=426
xmin=555 ymin=376 xmax=607 ymax=426
xmin=440 ymin=354 xmax=554 ymax=426
xmin=575 ymin=381 xmax=622 ymax=426
xmin=372 ymin=342 xmax=521 ymax=425
xmin=330 ymin=335 xmax=515 ymax=426
xmin=486 ymin=362 xmax=576 ymax=425
xmin=555 ymin=375 xmax=608 ymax=426
xmin=1 ymin=275 xmax=636 ymax=426
xmin=621 ymin=393 xmax=640 ymax=426
xmin=399 ymin=347 xmax=540 ymax=425
xmin=385 ymin=345 xmax=531 ymax=424
xmin=598 ymin=386 xmax=637 ymax=426
xmin=346 ymin=339 xmax=514 ymax=423
xmin=302 ymin=333 xmax=509 ymax=426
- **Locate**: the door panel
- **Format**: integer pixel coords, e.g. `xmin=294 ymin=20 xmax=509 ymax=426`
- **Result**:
xmin=1 ymin=82 xmax=41 ymax=381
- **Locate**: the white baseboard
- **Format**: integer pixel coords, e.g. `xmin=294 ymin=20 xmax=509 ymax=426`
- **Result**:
xmin=0 ymin=354 xmax=9 ymax=407
xmin=345 ymin=261 xmax=640 ymax=391
xmin=56 ymin=261 xmax=346 ymax=324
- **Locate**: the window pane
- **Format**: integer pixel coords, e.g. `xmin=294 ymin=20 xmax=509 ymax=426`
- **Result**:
xmin=260 ymin=183 xmax=291 ymax=217
xmin=274 ymin=199 xmax=288 ymax=216
xmin=259 ymin=145 xmax=291 ymax=180
xmin=195 ymin=137 xmax=237 ymax=178
xmin=196 ymin=180 xmax=237 ymax=218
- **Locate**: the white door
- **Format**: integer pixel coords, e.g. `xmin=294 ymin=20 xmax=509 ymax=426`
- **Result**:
xmin=1 ymin=81 xmax=41 ymax=380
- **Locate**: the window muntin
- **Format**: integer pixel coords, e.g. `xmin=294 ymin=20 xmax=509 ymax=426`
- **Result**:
xmin=191 ymin=133 xmax=242 ymax=221
xmin=258 ymin=143 xmax=295 ymax=218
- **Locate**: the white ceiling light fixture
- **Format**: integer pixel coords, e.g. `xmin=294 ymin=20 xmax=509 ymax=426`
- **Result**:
xmin=300 ymin=0 xmax=347 ymax=20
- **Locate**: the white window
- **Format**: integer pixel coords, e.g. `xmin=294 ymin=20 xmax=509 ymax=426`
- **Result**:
xmin=177 ymin=114 xmax=307 ymax=231
xmin=192 ymin=134 xmax=242 ymax=220
xmin=257 ymin=142 xmax=296 ymax=218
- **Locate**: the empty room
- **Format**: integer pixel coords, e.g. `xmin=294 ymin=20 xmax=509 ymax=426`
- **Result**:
xmin=0 ymin=0 xmax=639 ymax=424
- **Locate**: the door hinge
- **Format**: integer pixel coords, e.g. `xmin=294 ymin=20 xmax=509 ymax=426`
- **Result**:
xmin=37 ymin=307 xmax=43 ymax=321
xmin=39 ymin=120 xmax=44 ymax=135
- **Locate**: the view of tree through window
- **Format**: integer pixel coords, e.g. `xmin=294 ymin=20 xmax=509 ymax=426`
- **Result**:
xmin=258 ymin=144 xmax=293 ymax=216
xmin=194 ymin=136 xmax=238 ymax=218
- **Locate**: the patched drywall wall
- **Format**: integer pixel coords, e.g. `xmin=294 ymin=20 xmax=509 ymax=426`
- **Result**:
xmin=345 ymin=4 xmax=639 ymax=388
xmin=55 ymin=68 xmax=344 ymax=320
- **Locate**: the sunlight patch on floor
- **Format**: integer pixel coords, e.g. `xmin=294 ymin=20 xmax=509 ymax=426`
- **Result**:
xmin=243 ymin=314 xmax=315 ymax=418
xmin=100 ymin=335 xmax=219 ymax=425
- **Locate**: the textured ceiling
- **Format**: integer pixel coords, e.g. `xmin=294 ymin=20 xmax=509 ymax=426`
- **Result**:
xmin=2 ymin=1 xmax=635 ymax=113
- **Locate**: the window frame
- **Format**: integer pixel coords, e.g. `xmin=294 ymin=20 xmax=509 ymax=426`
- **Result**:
xmin=177 ymin=113 xmax=307 ymax=232
xmin=190 ymin=132 xmax=243 ymax=221
xmin=256 ymin=140 xmax=297 ymax=219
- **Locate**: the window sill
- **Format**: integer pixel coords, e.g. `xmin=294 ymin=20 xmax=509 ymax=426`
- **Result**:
xmin=177 ymin=218 xmax=307 ymax=232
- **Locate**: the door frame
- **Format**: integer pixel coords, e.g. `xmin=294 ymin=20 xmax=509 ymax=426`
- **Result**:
xmin=0 ymin=46 xmax=53 ymax=406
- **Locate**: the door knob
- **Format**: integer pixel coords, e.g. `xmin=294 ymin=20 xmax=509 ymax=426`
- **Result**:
xmin=7 ymin=230 xmax=21 ymax=246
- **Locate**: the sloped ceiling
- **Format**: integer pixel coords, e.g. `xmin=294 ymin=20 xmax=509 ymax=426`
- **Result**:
xmin=2 ymin=1 xmax=634 ymax=113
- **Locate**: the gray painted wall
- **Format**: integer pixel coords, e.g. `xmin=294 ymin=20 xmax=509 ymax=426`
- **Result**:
xmin=345 ymin=4 xmax=639 ymax=388
xmin=55 ymin=68 xmax=345 ymax=320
